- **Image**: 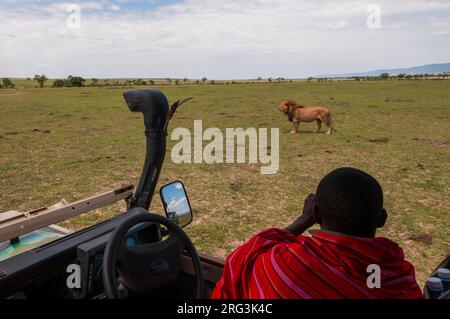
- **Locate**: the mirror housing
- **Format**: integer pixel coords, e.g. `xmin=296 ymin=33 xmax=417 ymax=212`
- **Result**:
xmin=159 ymin=181 xmax=193 ymax=228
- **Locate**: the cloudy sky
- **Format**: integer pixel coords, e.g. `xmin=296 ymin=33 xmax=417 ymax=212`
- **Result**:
xmin=162 ymin=182 xmax=190 ymax=214
xmin=1 ymin=0 xmax=450 ymax=79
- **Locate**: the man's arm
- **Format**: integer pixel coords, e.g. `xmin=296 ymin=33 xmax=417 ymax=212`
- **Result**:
xmin=285 ymin=194 xmax=316 ymax=235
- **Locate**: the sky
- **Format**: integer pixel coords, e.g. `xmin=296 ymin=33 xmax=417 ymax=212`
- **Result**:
xmin=1 ymin=0 xmax=450 ymax=79
xmin=162 ymin=181 xmax=190 ymax=215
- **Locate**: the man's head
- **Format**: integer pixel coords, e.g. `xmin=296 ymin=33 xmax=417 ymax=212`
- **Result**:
xmin=313 ymin=167 xmax=387 ymax=238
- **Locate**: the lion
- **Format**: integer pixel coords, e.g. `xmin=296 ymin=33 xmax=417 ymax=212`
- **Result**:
xmin=278 ymin=100 xmax=335 ymax=134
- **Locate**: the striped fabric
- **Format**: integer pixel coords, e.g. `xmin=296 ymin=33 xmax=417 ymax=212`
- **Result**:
xmin=212 ymin=228 xmax=423 ymax=299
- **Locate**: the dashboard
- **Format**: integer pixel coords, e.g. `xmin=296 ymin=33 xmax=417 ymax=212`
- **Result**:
xmin=0 ymin=210 xmax=160 ymax=299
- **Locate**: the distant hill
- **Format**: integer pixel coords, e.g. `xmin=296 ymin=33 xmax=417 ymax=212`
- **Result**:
xmin=320 ymin=62 xmax=450 ymax=78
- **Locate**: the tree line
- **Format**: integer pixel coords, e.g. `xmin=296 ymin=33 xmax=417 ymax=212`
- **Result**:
xmin=349 ymin=72 xmax=449 ymax=81
xmin=1 ymin=72 xmax=450 ymax=89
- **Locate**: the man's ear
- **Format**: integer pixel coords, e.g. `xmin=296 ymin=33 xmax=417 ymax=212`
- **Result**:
xmin=313 ymin=203 xmax=322 ymax=225
xmin=377 ymin=208 xmax=388 ymax=228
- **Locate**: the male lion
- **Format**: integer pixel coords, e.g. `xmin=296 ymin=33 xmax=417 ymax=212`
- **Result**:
xmin=279 ymin=100 xmax=335 ymax=134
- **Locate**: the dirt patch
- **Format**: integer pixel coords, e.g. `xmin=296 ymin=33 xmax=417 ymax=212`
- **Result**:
xmin=218 ymin=112 xmax=237 ymax=118
xmin=385 ymin=97 xmax=416 ymax=103
xmin=30 ymin=129 xmax=51 ymax=134
xmin=369 ymin=137 xmax=389 ymax=144
xmin=409 ymin=233 xmax=433 ymax=245
xmin=432 ymin=140 xmax=450 ymax=150
xmin=5 ymin=131 xmax=20 ymax=136
xmin=229 ymin=178 xmax=244 ymax=191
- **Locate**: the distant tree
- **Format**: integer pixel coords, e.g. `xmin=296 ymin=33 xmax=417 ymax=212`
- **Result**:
xmin=52 ymin=79 xmax=67 ymax=88
xmin=91 ymin=78 xmax=99 ymax=86
xmin=2 ymin=78 xmax=15 ymax=88
xmin=268 ymin=77 xmax=272 ymax=83
xmin=352 ymin=76 xmax=361 ymax=81
xmin=210 ymin=80 xmax=215 ymax=85
xmin=67 ymin=75 xmax=86 ymax=87
xmin=257 ymin=77 xmax=262 ymax=81
xmin=149 ymin=79 xmax=155 ymax=86
xmin=183 ymin=78 xmax=189 ymax=83
xmin=166 ymin=78 xmax=172 ymax=85
xmin=405 ymin=74 xmax=413 ymax=80
xmin=175 ymin=79 xmax=180 ymax=85
xmin=34 ymin=74 xmax=48 ymax=88
xmin=396 ymin=73 xmax=405 ymax=80
xmin=380 ymin=73 xmax=390 ymax=80
xmin=307 ymin=77 xmax=313 ymax=82
xmin=195 ymin=80 xmax=200 ymax=85
xmin=201 ymin=77 xmax=207 ymax=84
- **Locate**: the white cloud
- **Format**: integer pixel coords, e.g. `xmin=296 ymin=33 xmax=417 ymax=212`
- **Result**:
xmin=431 ymin=30 xmax=450 ymax=36
xmin=168 ymin=196 xmax=187 ymax=211
xmin=1 ymin=0 xmax=450 ymax=78
xmin=320 ymin=20 xmax=350 ymax=30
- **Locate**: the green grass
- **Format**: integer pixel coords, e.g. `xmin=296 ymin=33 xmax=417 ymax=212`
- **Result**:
xmin=1 ymin=80 xmax=449 ymax=286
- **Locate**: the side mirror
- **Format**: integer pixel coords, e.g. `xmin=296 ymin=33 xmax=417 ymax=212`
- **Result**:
xmin=159 ymin=181 xmax=193 ymax=228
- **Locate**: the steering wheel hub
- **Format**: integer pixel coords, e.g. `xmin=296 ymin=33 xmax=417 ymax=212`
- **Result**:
xmin=102 ymin=208 xmax=204 ymax=299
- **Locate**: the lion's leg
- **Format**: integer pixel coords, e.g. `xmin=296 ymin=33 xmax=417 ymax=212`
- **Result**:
xmin=315 ymin=119 xmax=322 ymax=133
xmin=325 ymin=113 xmax=333 ymax=134
xmin=291 ymin=120 xmax=299 ymax=134
xmin=325 ymin=121 xmax=333 ymax=134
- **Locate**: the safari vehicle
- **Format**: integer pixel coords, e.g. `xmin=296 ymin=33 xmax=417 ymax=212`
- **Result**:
xmin=0 ymin=90 xmax=222 ymax=299
xmin=0 ymin=90 xmax=448 ymax=299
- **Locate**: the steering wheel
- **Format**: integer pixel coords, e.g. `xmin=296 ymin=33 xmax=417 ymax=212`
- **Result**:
xmin=102 ymin=208 xmax=204 ymax=299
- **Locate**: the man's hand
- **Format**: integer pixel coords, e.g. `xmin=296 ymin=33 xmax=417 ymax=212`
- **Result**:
xmin=285 ymin=194 xmax=317 ymax=236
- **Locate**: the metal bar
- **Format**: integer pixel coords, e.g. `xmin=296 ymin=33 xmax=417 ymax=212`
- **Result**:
xmin=0 ymin=185 xmax=134 ymax=243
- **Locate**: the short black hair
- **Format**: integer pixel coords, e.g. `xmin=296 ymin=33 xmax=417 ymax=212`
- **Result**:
xmin=316 ymin=167 xmax=384 ymax=237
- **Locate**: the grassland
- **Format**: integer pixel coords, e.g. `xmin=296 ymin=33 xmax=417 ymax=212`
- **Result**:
xmin=1 ymin=80 xmax=449 ymax=286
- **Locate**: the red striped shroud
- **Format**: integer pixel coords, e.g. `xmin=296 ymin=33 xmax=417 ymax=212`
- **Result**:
xmin=212 ymin=229 xmax=423 ymax=299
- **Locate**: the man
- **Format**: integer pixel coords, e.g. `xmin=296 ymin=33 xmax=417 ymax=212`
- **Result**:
xmin=212 ymin=167 xmax=422 ymax=299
